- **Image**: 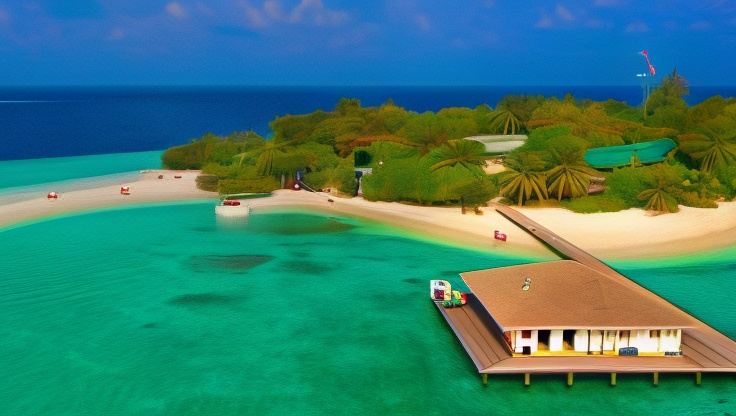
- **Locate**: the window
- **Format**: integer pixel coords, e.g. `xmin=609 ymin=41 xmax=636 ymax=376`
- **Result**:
xmin=650 ymin=330 xmax=660 ymax=338
xmin=521 ymin=330 xmax=532 ymax=339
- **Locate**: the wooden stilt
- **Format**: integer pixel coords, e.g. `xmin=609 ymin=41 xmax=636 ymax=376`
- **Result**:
xmin=610 ymin=373 xmax=617 ymax=386
xmin=566 ymin=372 xmax=574 ymax=386
xmin=481 ymin=373 xmax=488 ymax=386
xmin=653 ymin=372 xmax=659 ymax=386
xmin=695 ymin=372 xmax=702 ymax=386
xmin=524 ymin=373 xmax=531 ymax=386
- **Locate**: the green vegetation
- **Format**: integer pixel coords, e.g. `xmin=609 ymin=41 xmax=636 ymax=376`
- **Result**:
xmin=162 ymin=71 xmax=736 ymax=214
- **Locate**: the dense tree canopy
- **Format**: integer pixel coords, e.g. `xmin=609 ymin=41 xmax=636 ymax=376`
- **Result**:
xmin=162 ymin=72 xmax=736 ymax=212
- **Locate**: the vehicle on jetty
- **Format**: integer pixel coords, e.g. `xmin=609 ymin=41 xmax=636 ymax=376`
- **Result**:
xmin=430 ymin=279 xmax=467 ymax=308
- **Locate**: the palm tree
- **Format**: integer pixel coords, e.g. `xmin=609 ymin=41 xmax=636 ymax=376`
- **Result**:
xmin=499 ymin=153 xmax=548 ymax=206
xmin=638 ymin=185 xmax=678 ymax=213
xmin=546 ymin=148 xmax=598 ymax=200
xmin=489 ymin=109 xmax=522 ymax=135
xmin=234 ymin=140 xmax=291 ymax=175
xmin=678 ymin=132 xmax=736 ymax=174
xmin=428 ymin=140 xmax=486 ymax=173
xmin=678 ymin=116 xmax=736 ymax=173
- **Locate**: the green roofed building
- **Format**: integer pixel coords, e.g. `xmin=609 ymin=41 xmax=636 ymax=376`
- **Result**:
xmin=584 ymin=138 xmax=676 ymax=169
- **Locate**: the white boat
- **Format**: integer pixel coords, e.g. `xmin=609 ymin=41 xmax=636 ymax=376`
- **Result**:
xmin=215 ymin=199 xmax=250 ymax=217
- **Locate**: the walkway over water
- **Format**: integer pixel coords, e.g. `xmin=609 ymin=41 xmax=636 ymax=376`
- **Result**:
xmin=436 ymin=205 xmax=736 ymax=382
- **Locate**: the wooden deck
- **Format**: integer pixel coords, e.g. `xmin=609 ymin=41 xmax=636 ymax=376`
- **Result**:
xmin=434 ymin=205 xmax=736 ymax=377
xmin=437 ymin=299 xmax=736 ymax=374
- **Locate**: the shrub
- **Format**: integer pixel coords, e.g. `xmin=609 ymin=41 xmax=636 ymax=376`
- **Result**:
xmin=562 ymin=195 xmax=628 ymax=213
xmin=585 ymin=132 xmax=625 ymax=148
xmin=161 ymin=132 xmax=260 ymax=169
xmin=195 ymin=175 xmax=219 ymax=192
xmin=218 ymin=177 xmax=280 ymax=194
xmin=303 ymin=170 xmax=329 ymax=190
xmin=162 ymin=141 xmax=208 ymax=169
xmin=334 ymin=159 xmax=357 ymax=195
xmin=605 ymin=167 xmax=656 ymax=207
xmin=716 ymin=165 xmax=736 ymax=198
xmin=456 ymin=177 xmax=498 ymax=207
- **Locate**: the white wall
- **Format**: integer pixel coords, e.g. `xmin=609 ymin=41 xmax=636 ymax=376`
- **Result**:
xmin=629 ymin=330 xmax=660 ymax=353
xmin=589 ymin=330 xmax=603 ymax=353
xmin=549 ymin=330 xmax=563 ymax=352
xmin=603 ymin=330 xmax=616 ymax=351
xmin=514 ymin=330 xmax=538 ymax=354
xmin=658 ymin=329 xmax=682 ymax=353
xmin=573 ymin=330 xmax=589 ymax=352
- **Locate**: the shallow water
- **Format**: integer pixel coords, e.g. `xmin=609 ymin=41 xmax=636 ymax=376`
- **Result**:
xmin=0 ymin=203 xmax=733 ymax=415
xmin=0 ymin=150 xmax=162 ymax=190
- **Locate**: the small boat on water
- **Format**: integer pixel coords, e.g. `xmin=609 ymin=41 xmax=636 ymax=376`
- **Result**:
xmin=215 ymin=198 xmax=251 ymax=217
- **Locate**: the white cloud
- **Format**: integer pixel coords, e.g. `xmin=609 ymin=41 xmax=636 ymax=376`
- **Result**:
xmin=625 ymin=20 xmax=649 ymax=33
xmin=263 ymin=0 xmax=284 ymax=20
xmin=555 ymin=4 xmax=574 ymax=21
xmin=165 ymin=2 xmax=188 ymax=19
xmin=242 ymin=0 xmax=348 ymax=29
xmin=415 ymin=14 xmax=431 ymax=32
xmin=290 ymin=0 xmax=347 ymax=26
xmin=535 ymin=14 xmax=554 ymax=29
xmin=243 ymin=3 xmax=268 ymax=28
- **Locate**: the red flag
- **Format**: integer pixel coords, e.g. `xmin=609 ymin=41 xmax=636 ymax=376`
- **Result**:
xmin=640 ymin=50 xmax=656 ymax=76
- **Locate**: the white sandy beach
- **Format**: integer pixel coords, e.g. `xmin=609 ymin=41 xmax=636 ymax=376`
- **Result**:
xmin=0 ymin=171 xmax=213 ymax=227
xmin=1 ymin=170 xmax=735 ymax=259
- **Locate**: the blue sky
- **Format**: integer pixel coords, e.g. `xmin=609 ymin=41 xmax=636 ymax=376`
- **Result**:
xmin=0 ymin=0 xmax=735 ymax=86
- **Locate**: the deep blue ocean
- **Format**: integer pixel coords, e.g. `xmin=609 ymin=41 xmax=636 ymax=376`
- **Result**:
xmin=2 ymin=86 xmax=735 ymax=161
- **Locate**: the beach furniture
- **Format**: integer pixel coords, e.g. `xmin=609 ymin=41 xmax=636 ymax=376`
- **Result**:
xmin=47 ymin=192 xmax=59 ymax=199
xmin=120 ymin=186 xmax=131 ymax=195
xmin=494 ymin=230 xmax=507 ymax=241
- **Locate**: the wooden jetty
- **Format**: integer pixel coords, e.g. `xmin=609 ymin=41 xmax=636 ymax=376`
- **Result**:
xmin=435 ymin=205 xmax=736 ymax=385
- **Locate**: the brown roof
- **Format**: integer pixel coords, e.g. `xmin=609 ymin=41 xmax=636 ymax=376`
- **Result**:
xmin=461 ymin=260 xmax=694 ymax=331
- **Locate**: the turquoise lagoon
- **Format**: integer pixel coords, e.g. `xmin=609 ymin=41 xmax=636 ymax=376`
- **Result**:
xmin=0 ymin=203 xmax=734 ymax=415
xmin=0 ymin=150 xmax=162 ymax=189
xmin=0 ymin=151 xmax=162 ymax=205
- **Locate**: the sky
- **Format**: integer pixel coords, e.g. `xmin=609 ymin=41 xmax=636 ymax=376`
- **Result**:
xmin=0 ymin=0 xmax=735 ymax=86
